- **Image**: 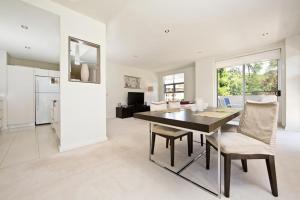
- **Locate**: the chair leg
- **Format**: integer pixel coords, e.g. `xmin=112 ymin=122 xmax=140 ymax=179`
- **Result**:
xmin=206 ymin=141 xmax=210 ymax=170
xmin=180 ymin=136 xmax=182 ymax=141
xmin=200 ymin=134 xmax=204 ymax=146
xmin=266 ymin=155 xmax=278 ymax=197
xmin=170 ymin=138 xmax=175 ymax=167
xmin=151 ymin=133 xmax=156 ymax=155
xmin=241 ymin=159 xmax=248 ymax=172
xmin=166 ymin=138 xmax=169 ymax=148
xmin=224 ymin=154 xmax=232 ymax=198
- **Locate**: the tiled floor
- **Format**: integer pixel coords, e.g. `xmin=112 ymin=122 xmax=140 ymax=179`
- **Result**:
xmin=0 ymin=118 xmax=299 ymax=200
xmin=0 ymin=125 xmax=58 ymax=168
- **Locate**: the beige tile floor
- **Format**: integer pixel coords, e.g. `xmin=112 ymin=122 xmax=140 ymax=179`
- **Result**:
xmin=0 ymin=118 xmax=299 ymax=200
xmin=0 ymin=125 xmax=58 ymax=168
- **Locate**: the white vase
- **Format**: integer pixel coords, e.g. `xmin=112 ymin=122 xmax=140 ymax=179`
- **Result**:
xmin=81 ymin=64 xmax=89 ymax=82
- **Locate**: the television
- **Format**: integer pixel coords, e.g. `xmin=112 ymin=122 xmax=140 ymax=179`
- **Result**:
xmin=128 ymin=92 xmax=144 ymax=105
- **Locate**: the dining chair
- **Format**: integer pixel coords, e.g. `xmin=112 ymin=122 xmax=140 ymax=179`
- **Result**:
xmin=167 ymin=101 xmax=204 ymax=146
xmin=206 ymin=101 xmax=279 ymax=197
xmin=150 ymin=102 xmax=193 ymax=167
xmin=224 ymin=97 xmax=231 ymax=107
xmin=167 ymin=101 xmax=184 ymax=142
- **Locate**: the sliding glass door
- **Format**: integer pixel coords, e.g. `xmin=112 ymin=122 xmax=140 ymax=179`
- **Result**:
xmin=245 ymin=60 xmax=278 ymax=103
xmin=217 ymin=59 xmax=279 ymax=109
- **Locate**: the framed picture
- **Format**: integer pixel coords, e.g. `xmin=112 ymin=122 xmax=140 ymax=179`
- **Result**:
xmin=124 ymin=75 xmax=141 ymax=89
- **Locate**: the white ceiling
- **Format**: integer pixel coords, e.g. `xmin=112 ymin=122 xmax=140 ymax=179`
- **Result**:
xmin=53 ymin=0 xmax=300 ymax=71
xmin=52 ymin=0 xmax=129 ymax=23
xmin=0 ymin=0 xmax=59 ymax=64
xmin=2 ymin=0 xmax=300 ymax=70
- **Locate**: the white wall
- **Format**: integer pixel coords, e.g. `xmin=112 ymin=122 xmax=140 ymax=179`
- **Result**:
xmin=285 ymin=34 xmax=300 ymax=131
xmin=7 ymin=66 xmax=35 ymax=128
xmin=25 ymin=0 xmax=107 ymax=151
xmin=195 ymin=58 xmax=216 ymax=106
xmin=0 ymin=50 xmax=8 ymax=130
xmin=106 ymin=62 xmax=158 ymax=118
xmin=158 ymin=64 xmax=195 ymax=102
xmin=0 ymin=50 xmax=7 ymax=96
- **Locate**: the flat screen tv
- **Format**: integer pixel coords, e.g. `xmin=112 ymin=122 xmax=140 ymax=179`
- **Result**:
xmin=128 ymin=92 xmax=144 ymax=105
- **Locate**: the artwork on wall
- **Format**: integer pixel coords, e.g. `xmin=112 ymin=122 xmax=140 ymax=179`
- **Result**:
xmin=124 ymin=75 xmax=141 ymax=89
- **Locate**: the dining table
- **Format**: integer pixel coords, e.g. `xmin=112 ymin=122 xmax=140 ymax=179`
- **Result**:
xmin=134 ymin=107 xmax=241 ymax=198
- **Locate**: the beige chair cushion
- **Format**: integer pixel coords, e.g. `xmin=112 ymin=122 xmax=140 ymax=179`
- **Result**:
xmin=151 ymin=102 xmax=188 ymax=137
xmin=238 ymin=101 xmax=278 ymax=145
xmin=207 ymin=132 xmax=274 ymax=155
xmin=153 ymin=124 xmax=188 ymax=137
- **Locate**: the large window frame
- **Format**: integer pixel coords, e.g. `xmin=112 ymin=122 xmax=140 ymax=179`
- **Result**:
xmin=216 ymin=59 xmax=280 ymax=107
xmin=163 ymin=73 xmax=185 ymax=101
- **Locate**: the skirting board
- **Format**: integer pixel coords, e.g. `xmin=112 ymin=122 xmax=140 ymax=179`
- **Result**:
xmin=59 ymin=136 xmax=108 ymax=152
xmin=7 ymin=123 xmax=35 ymax=129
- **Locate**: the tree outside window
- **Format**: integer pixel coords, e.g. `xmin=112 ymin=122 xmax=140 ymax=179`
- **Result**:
xmin=217 ymin=60 xmax=278 ymax=97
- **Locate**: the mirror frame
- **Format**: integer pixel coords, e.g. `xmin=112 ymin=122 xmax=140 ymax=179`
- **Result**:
xmin=68 ymin=36 xmax=101 ymax=84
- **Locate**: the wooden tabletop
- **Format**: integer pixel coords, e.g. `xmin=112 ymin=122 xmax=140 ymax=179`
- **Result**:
xmin=134 ymin=107 xmax=241 ymax=133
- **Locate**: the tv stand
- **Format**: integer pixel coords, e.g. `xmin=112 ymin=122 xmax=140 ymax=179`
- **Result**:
xmin=116 ymin=104 xmax=150 ymax=119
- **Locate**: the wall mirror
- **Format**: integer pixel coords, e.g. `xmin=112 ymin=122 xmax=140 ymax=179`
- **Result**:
xmin=68 ymin=36 xmax=100 ymax=84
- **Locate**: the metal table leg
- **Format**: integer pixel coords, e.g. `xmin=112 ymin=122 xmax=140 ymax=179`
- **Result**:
xmin=148 ymin=123 xmax=222 ymax=198
xmin=149 ymin=122 xmax=153 ymax=161
xmin=217 ymin=127 xmax=221 ymax=198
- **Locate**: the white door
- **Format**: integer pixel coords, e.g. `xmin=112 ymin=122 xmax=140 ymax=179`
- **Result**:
xmin=7 ymin=66 xmax=35 ymax=126
xmin=36 ymin=93 xmax=59 ymax=124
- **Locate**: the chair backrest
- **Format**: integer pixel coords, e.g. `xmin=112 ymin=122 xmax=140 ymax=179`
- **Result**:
xmin=224 ymin=97 xmax=231 ymax=107
xmin=238 ymin=101 xmax=278 ymax=147
xmin=150 ymin=102 xmax=167 ymax=111
xmin=168 ymin=101 xmax=181 ymax=109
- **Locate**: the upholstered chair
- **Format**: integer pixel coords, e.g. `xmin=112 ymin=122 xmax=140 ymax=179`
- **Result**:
xmin=150 ymin=102 xmax=193 ymax=166
xmin=167 ymin=101 xmax=204 ymax=146
xmin=206 ymin=101 xmax=279 ymax=197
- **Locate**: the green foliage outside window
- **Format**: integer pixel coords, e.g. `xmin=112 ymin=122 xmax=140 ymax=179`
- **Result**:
xmin=218 ymin=60 xmax=278 ymax=96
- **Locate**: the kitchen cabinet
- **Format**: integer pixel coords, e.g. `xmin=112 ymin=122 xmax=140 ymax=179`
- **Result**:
xmin=7 ymin=66 xmax=35 ymax=127
xmin=6 ymin=66 xmax=60 ymax=128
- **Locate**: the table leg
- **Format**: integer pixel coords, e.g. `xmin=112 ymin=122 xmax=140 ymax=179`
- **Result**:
xmin=217 ymin=127 xmax=221 ymax=198
xmin=149 ymin=122 xmax=152 ymax=161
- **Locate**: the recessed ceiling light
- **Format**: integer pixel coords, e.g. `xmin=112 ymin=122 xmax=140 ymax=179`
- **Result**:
xmin=262 ymin=32 xmax=269 ymax=37
xmin=25 ymin=46 xmax=31 ymax=50
xmin=164 ymin=29 xmax=170 ymax=33
xmin=21 ymin=24 xmax=29 ymax=30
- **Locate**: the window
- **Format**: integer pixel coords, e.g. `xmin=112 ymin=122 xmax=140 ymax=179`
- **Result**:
xmin=217 ymin=59 xmax=279 ymax=108
xmin=163 ymin=73 xmax=184 ymax=101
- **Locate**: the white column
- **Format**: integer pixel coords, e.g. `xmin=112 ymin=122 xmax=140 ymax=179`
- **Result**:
xmin=195 ymin=58 xmax=216 ymax=107
xmin=285 ymin=35 xmax=300 ymax=131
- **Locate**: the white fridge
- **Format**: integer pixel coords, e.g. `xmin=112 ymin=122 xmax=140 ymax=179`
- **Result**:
xmin=35 ymin=76 xmax=59 ymax=125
